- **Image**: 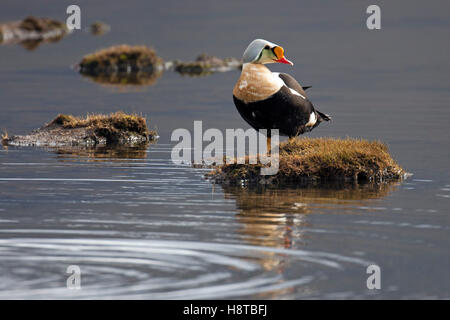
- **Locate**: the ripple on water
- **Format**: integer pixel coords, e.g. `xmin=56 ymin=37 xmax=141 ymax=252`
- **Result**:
xmin=0 ymin=238 xmax=372 ymax=299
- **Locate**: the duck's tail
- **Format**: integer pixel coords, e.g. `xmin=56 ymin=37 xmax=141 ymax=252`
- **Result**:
xmin=317 ymin=110 xmax=331 ymax=122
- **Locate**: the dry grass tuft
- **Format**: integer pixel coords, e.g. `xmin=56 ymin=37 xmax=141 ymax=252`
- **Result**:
xmin=207 ymin=137 xmax=405 ymax=184
xmin=0 ymin=16 xmax=68 ymax=50
xmin=19 ymin=16 xmax=67 ymax=33
xmin=79 ymin=45 xmax=163 ymax=74
xmin=47 ymin=111 xmax=152 ymax=140
xmin=3 ymin=112 xmax=157 ymax=147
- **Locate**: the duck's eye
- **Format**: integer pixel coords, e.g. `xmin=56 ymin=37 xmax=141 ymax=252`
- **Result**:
xmin=264 ymin=45 xmax=270 ymax=50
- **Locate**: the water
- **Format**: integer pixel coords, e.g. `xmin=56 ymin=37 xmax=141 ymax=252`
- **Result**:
xmin=0 ymin=0 xmax=449 ymax=299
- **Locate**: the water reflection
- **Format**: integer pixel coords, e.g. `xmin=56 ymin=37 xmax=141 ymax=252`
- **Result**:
xmin=2 ymin=141 xmax=152 ymax=161
xmin=223 ymin=182 xmax=400 ymax=215
xmin=0 ymin=238 xmax=371 ymax=299
xmin=18 ymin=36 xmax=66 ymax=51
xmin=79 ymin=59 xmax=240 ymax=88
xmin=79 ymin=70 xmax=163 ymax=89
xmin=220 ymin=182 xmax=400 ymax=271
xmin=52 ymin=144 xmax=151 ymax=161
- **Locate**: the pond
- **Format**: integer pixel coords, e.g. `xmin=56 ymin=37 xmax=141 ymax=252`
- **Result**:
xmin=0 ymin=0 xmax=449 ymax=299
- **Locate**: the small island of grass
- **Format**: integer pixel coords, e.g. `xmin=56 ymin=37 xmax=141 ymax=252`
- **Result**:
xmin=0 ymin=16 xmax=69 ymax=50
xmin=207 ymin=137 xmax=405 ymax=185
xmin=2 ymin=112 xmax=157 ymax=147
xmin=79 ymin=45 xmax=164 ymax=75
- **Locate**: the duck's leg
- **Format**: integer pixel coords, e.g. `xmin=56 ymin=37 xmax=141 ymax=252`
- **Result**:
xmin=266 ymin=130 xmax=272 ymax=155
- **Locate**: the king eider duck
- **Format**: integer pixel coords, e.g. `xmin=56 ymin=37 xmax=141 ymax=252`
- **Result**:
xmin=233 ymin=39 xmax=331 ymax=139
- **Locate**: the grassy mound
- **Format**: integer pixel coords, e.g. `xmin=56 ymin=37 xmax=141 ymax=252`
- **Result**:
xmin=79 ymin=45 xmax=164 ymax=74
xmin=207 ymin=138 xmax=405 ymax=184
xmin=48 ymin=112 xmax=151 ymax=139
xmin=2 ymin=112 xmax=157 ymax=147
xmin=18 ymin=16 xmax=67 ymax=33
xmin=0 ymin=16 xmax=68 ymax=50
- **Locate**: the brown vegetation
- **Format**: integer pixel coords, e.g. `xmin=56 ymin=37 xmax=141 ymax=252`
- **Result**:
xmin=0 ymin=16 xmax=68 ymax=50
xmin=207 ymin=137 xmax=405 ymax=184
xmin=89 ymin=22 xmax=110 ymax=36
xmin=2 ymin=112 xmax=157 ymax=147
xmin=79 ymin=45 xmax=164 ymax=74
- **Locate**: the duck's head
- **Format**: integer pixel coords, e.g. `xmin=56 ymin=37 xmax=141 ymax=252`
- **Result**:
xmin=242 ymin=39 xmax=293 ymax=65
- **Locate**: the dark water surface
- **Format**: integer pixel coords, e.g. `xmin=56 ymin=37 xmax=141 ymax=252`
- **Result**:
xmin=0 ymin=1 xmax=449 ymax=299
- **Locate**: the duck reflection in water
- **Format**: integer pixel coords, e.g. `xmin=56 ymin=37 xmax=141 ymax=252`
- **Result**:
xmin=221 ymin=182 xmax=400 ymax=272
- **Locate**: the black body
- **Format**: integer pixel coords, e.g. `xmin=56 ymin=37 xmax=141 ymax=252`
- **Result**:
xmin=233 ymin=73 xmax=330 ymax=138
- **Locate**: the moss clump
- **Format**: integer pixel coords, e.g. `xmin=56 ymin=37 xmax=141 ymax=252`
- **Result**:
xmin=79 ymin=45 xmax=164 ymax=75
xmin=207 ymin=138 xmax=405 ymax=185
xmin=0 ymin=16 xmax=68 ymax=50
xmin=47 ymin=112 xmax=153 ymax=143
xmin=89 ymin=21 xmax=110 ymax=36
xmin=18 ymin=16 xmax=67 ymax=33
xmin=3 ymin=112 xmax=157 ymax=147
xmin=49 ymin=112 xmax=148 ymax=132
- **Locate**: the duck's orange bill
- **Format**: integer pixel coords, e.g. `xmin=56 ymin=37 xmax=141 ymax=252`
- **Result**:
xmin=273 ymin=46 xmax=294 ymax=65
xmin=275 ymin=57 xmax=294 ymax=65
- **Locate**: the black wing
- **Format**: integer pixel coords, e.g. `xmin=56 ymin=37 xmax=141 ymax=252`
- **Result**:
xmin=278 ymin=73 xmax=311 ymax=96
xmin=233 ymin=86 xmax=315 ymax=137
